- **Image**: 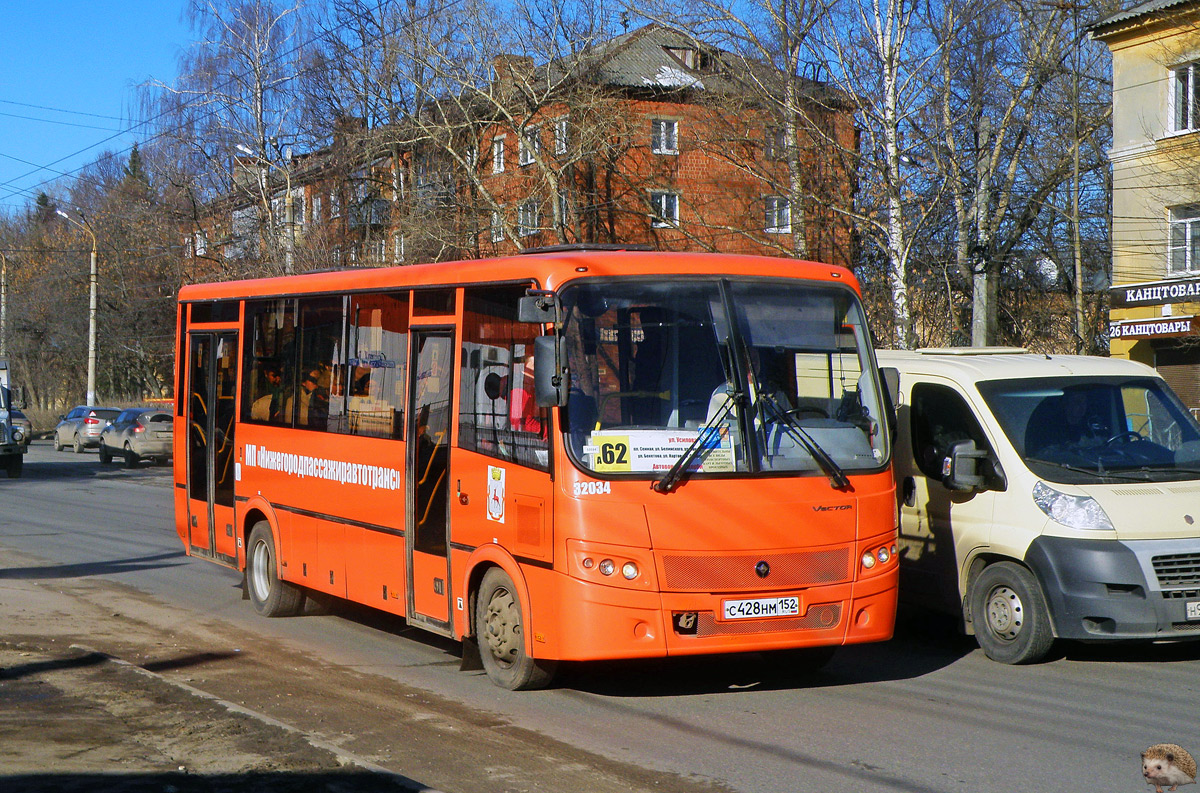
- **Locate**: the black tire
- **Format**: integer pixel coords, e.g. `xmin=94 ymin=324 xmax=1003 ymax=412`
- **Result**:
xmin=475 ymin=567 xmax=556 ymax=690
xmin=123 ymin=443 xmax=140 ymax=469
xmin=969 ymin=561 xmax=1054 ymax=664
xmin=72 ymin=434 xmax=84 ymax=453
xmin=53 ymin=434 xmax=63 ymax=452
xmin=99 ymin=444 xmax=112 ymax=464
xmin=246 ymin=521 xmax=304 ymax=617
xmin=5 ymin=455 xmax=21 ymax=478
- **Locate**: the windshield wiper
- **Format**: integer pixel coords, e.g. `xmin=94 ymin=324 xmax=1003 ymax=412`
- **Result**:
xmin=1024 ymin=457 xmax=1155 ymax=482
xmin=652 ymin=388 xmax=742 ymax=494
xmin=758 ymin=392 xmax=851 ymax=490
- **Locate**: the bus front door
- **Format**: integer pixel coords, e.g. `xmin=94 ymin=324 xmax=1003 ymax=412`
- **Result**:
xmin=185 ymin=331 xmax=239 ymax=566
xmin=406 ymin=329 xmax=454 ymax=635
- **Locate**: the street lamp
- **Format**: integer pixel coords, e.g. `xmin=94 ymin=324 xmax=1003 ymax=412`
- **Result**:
xmin=236 ymin=144 xmax=295 ymax=275
xmin=56 ymin=209 xmax=98 ymax=406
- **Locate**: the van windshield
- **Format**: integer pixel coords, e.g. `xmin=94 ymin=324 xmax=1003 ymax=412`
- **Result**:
xmin=978 ymin=376 xmax=1200 ymax=484
xmin=559 ymin=278 xmax=888 ymax=479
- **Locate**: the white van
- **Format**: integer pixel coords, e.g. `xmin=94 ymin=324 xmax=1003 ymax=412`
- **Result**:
xmin=877 ymin=347 xmax=1200 ymax=663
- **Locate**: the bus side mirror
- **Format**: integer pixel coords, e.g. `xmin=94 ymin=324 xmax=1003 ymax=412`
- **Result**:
xmin=878 ymin=366 xmax=898 ymax=440
xmin=519 ymin=293 xmax=560 ymax=325
xmin=533 ymin=335 xmax=568 ymax=407
xmin=942 ymin=439 xmax=988 ymax=492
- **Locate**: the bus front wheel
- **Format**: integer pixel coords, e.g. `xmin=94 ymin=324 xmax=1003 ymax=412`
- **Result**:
xmin=475 ymin=567 xmax=556 ymax=690
xmin=246 ymin=521 xmax=304 ymax=618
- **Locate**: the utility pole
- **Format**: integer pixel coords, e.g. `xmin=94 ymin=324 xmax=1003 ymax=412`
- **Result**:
xmin=56 ymin=210 xmax=98 ymax=406
xmin=0 ymin=250 xmax=7 ymax=359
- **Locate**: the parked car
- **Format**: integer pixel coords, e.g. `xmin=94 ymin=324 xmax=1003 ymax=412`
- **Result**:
xmin=8 ymin=409 xmax=31 ymax=447
xmin=54 ymin=406 xmax=121 ymax=453
xmin=98 ymin=408 xmax=173 ymax=467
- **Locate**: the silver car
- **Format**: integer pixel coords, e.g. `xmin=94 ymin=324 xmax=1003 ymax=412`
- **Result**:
xmin=54 ymin=406 xmax=121 ymax=453
xmin=98 ymin=408 xmax=173 ymax=467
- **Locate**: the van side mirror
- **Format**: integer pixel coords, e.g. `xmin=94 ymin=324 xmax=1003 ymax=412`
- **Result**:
xmin=533 ymin=335 xmax=568 ymax=407
xmin=942 ymin=439 xmax=988 ymax=492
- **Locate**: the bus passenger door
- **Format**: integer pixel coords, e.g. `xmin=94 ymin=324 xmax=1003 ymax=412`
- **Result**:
xmin=407 ymin=329 xmax=454 ymax=634
xmin=185 ymin=331 xmax=240 ymax=566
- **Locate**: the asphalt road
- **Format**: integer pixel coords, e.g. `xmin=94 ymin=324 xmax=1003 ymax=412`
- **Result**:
xmin=3 ymin=439 xmax=1199 ymax=792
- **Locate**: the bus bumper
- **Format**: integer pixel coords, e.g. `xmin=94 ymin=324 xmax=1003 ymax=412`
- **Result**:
xmin=531 ymin=564 xmax=897 ymax=661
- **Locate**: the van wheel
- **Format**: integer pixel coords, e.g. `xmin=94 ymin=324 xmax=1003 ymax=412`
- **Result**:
xmin=969 ymin=562 xmax=1054 ymax=664
xmin=246 ymin=521 xmax=304 ymax=617
xmin=475 ymin=567 xmax=556 ymax=690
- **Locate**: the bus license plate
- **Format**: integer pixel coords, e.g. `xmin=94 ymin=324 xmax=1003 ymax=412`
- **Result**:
xmin=1187 ymin=601 xmax=1200 ymax=621
xmin=722 ymin=596 xmax=800 ymax=620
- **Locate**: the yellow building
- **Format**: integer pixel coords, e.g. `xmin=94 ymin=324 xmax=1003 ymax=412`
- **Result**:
xmin=1094 ymin=0 xmax=1200 ymax=407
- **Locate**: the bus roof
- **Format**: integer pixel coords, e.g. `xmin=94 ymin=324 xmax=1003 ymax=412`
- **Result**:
xmin=177 ymin=250 xmax=859 ymax=302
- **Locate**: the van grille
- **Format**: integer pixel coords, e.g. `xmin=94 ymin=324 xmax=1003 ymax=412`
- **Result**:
xmin=660 ymin=549 xmax=849 ymax=592
xmin=1152 ymin=553 xmax=1200 ymax=588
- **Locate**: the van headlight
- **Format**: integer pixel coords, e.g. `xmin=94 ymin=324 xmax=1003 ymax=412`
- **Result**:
xmin=1032 ymin=481 xmax=1114 ymax=531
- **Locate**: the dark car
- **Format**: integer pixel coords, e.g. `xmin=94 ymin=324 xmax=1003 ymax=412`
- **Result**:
xmin=99 ymin=408 xmax=173 ymax=467
xmin=54 ymin=406 xmax=121 ymax=453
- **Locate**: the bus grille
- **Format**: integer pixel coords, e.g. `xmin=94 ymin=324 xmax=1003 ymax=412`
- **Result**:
xmin=694 ymin=605 xmax=842 ymax=637
xmin=660 ymin=549 xmax=850 ymax=592
xmin=1152 ymin=553 xmax=1200 ymax=588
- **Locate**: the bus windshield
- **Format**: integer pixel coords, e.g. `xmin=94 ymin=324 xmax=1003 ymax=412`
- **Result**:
xmin=560 ymin=278 xmax=888 ymax=478
xmin=978 ymin=376 xmax=1200 ymax=484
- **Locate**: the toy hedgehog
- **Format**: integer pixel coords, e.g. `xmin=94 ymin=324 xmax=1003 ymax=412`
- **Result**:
xmin=1143 ymin=744 xmax=1197 ymax=792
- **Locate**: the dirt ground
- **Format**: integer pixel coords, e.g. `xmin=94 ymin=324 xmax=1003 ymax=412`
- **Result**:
xmin=0 ymin=543 xmax=727 ymax=793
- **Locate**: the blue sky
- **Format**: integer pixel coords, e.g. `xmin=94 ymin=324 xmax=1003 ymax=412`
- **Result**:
xmin=0 ymin=1 xmax=189 ymax=213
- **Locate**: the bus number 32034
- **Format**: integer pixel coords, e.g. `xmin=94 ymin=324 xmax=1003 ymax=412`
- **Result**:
xmin=573 ymin=480 xmax=612 ymax=496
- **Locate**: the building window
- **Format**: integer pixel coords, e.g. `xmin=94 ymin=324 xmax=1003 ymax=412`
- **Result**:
xmin=1170 ymin=205 xmax=1200 ymax=275
xmin=765 ymin=196 xmax=791 ymax=234
xmin=557 ymin=189 xmax=571 ymax=227
xmin=518 ymin=200 xmax=540 ymax=237
xmin=651 ymin=119 xmax=678 ymax=155
xmin=193 ymin=230 xmax=208 ymax=257
xmin=554 ymin=117 xmax=569 ymax=155
xmin=312 ymin=193 xmax=323 ymax=222
xmin=491 ymin=209 xmax=504 ymax=242
xmin=330 ymin=191 xmax=341 ymax=218
xmin=1172 ymin=62 xmax=1200 ymax=134
xmin=764 ymin=126 xmax=786 ymax=160
xmin=492 ymin=137 xmax=506 ymax=173
xmin=650 ymin=191 xmax=679 ymax=227
xmin=393 ymin=232 xmax=405 ymax=263
xmin=519 ymin=126 xmax=539 ymax=166
xmin=665 ymin=46 xmax=696 ymax=69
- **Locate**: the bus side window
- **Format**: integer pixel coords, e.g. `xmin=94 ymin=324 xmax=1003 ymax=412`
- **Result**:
xmin=460 ymin=285 xmax=549 ymax=471
xmin=347 ymin=292 xmax=409 ymax=439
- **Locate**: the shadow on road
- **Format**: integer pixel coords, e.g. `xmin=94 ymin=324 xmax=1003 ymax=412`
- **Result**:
xmin=0 ymin=770 xmax=422 ymax=792
xmin=0 ymin=551 xmax=187 ymax=581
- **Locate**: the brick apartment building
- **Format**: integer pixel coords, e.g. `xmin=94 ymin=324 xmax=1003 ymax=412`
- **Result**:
xmin=186 ymin=24 xmax=857 ymax=274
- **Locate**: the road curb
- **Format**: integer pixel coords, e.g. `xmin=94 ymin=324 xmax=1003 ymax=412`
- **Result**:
xmin=71 ymin=643 xmax=446 ymax=793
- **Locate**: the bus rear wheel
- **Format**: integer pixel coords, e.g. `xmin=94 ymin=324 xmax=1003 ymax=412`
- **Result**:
xmin=475 ymin=567 xmax=556 ymax=690
xmin=246 ymin=521 xmax=304 ymax=617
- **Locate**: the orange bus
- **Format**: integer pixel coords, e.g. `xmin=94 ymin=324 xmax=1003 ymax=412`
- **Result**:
xmin=173 ymin=248 xmax=898 ymax=689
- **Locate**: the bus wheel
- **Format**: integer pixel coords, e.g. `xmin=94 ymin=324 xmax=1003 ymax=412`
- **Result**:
xmin=475 ymin=567 xmax=556 ymax=690
xmin=969 ymin=561 xmax=1053 ymax=664
xmin=246 ymin=521 xmax=304 ymax=618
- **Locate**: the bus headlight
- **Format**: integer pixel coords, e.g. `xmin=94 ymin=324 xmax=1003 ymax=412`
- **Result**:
xmin=598 ymin=559 xmax=615 ymax=576
xmin=861 ymin=551 xmax=877 ymax=569
xmin=1032 ymin=481 xmax=1114 ymax=531
xmin=621 ymin=562 xmax=639 ymax=580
